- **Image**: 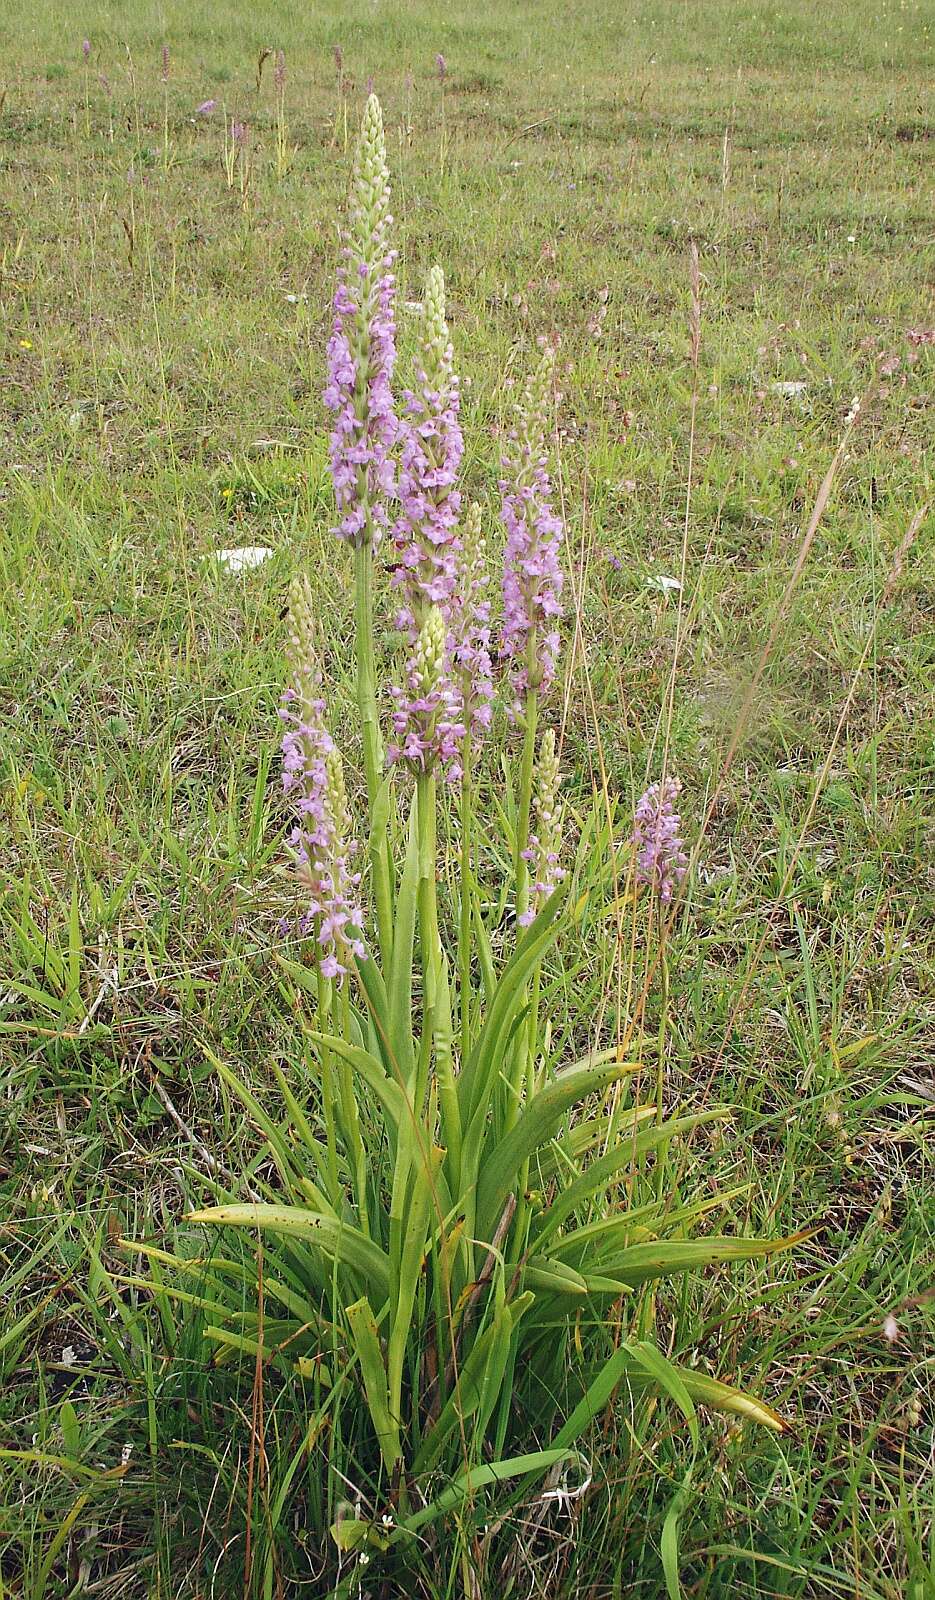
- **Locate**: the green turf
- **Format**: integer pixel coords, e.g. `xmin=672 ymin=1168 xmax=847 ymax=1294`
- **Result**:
xmin=1 ymin=0 xmax=932 ymax=1595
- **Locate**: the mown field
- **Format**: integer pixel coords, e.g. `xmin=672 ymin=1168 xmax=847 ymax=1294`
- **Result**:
xmin=1 ymin=0 xmax=932 ymax=1595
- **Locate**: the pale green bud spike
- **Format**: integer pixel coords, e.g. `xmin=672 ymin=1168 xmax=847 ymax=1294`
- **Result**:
xmin=506 ymin=347 xmax=555 ymax=493
xmin=286 ymin=575 xmax=324 ymax=722
xmin=463 ymin=500 xmax=482 ymax=547
xmin=349 ymin=94 xmax=391 ymax=262
xmin=414 ymin=606 xmax=447 ymax=695
xmin=524 ymin=347 xmax=554 ymax=453
xmin=462 ymin=501 xmax=485 ymax=580
xmin=463 ymin=503 xmax=490 ymax=613
xmin=323 ymin=746 xmax=352 ymax=845
xmin=421 ymin=265 xmax=450 ymax=387
xmin=534 ymin=728 xmax=563 ymax=863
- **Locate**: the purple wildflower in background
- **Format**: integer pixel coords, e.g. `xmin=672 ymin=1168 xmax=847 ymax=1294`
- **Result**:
xmin=519 ymin=728 xmax=565 ymax=925
xmin=388 ymin=607 xmax=465 ymax=780
xmin=500 ymin=347 xmax=564 ymax=709
xmin=631 ymin=777 xmax=688 ymax=903
xmin=448 ymin=502 xmax=493 ymax=740
xmin=436 ymin=53 xmax=447 ymax=83
xmin=195 ymin=98 xmax=218 ymax=116
xmin=161 ymin=44 xmax=170 ymax=83
xmin=230 ymin=118 xmax=248 ymax=145
xmin=392 ymin=265 xmax=463 ymax=636
xmin=82 ymin=38 xmax=90 ymax=62
xmin=280 ymin=577 xmax=365 ymax=977
xmin=323 ymin=94 xmax=397 ymax=547
xmin=333 ymin=44 xmax=344 ymax=79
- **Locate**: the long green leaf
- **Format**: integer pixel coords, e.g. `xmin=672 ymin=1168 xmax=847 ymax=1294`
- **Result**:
xmin=388 ymin=1143 xmax=444 ymax=1434
xmin=269 ymin=1057 xmax=336 ymax=1202
xmin=534 ymin=1103 xmax=656 ymax=1181
xmin=668 ymin=1369 xmax=787 ymax=1432
xmin=474 ymin=1054 xmax=636 ymax=1238
xmin=624 ymin=1344 xmax=699 ymax=1600
xmin=458 ymin=878 xmax=571 ymax=1123
xmin=352 ymin=946 xmax=392 ymax=1058
xmin=598 ymin=1232 xmax=806 ymax=1286
xmin=415 ymin=1291 xmax=535 ymax=1473
xmin=346 ymin=1296 xmax=399 ymax=1474
xmin=470 ymin=887 xmax=496 ymax=1005
xmin=306 ymin=1031 xmax=408 ymax=1131
xmin=544 ymin=1185 xmax=751 ymax=1267
xmin=187 ymin=1204 xmax=391 ymax=1298
xmin=531 ymin=1110 xmax=728 ymax=1249
xmin=552 ymin=1340 xmax=787 ymax=1453
xmin=402 ymin=1446 xmax=569 ymax=1535
xmin=201 ymin=1044 xmax=298 ymax=1189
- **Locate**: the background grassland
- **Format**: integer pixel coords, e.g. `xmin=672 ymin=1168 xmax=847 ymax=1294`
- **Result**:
xmin=0 ymin=1 xmax=933 ymax=1595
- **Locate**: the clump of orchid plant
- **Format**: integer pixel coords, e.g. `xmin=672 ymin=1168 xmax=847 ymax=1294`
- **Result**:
xmin=135 ymin=95 xmax=800 ymax=1591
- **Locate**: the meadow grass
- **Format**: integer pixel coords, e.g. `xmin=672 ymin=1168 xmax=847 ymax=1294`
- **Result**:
xmin=1 ymin=0 xmax=932 ymax=1594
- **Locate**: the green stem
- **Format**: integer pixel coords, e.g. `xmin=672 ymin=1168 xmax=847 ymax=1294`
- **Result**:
xmin=354 ymin=539 xmax=393 ymax=964
xmin=338 ymin=980 xmax=369 ymax=1237
xmin=416 ymin=773 xmax=438 ymax=1027
xmin=509 ymin=962 xmax=542 ymax=1263
xmin=635 ymin=922 xmax=669 ymax=1343
xmin=507 ymin=690 xmax=539 ymax=1135
xmin=458 ymin=733 xmax=473 ymax=1061
xmin=416 ymin=772 xmax=461 ymax=1185
xmin=316 ymin=972 xmax=341 ymax=1209
xmin=655 ymin=946 xmax=669 ymax=1206
xmin=354 ymin=540 xmax=382 ymax=802
xmin=514 ymin=689 xmax=538 ymax=925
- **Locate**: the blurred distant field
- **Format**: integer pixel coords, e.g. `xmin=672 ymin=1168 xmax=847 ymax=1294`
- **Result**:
xmin=0 ymin=1 xmax=932 ymax=1596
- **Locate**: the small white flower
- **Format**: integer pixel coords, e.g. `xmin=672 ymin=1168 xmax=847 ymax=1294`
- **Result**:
xmin=646 ymin=574 xmax=682 ymax=593
xmin=61 ymin=1345 xmax=77 ymax=1367
xmin=882 ymin=1314 xmax=899 ymax=1344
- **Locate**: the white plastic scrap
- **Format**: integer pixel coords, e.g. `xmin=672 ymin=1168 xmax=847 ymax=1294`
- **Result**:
xmin=540 ymin=1451 xmax=593 ymax=1509
xmin=209 ymin=547 xmax=274 ymax=574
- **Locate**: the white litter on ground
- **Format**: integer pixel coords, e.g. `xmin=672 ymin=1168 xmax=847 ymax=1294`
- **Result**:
xmin=209 ymin=547 xmax=274 ymax=573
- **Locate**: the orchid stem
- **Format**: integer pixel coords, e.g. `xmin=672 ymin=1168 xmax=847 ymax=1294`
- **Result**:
xmin=355 ymin=539 xmax=394 ymax=965
xmin=459 ymin=734 xmax=473 ymax=1060
xmin=514 ymin=689 xmax=538 ymax=925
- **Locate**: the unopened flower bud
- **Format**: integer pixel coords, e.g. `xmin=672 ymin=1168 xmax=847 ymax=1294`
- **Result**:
xmin=519 ymin=728 xmax=565 ymax=925
xmin=501 ymin=349 xmax=563 ymax=709
xmin=388 ymin=607 xmax=464 ymax=778
xmin=414 ymin=607 xmax=446 ymax=694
